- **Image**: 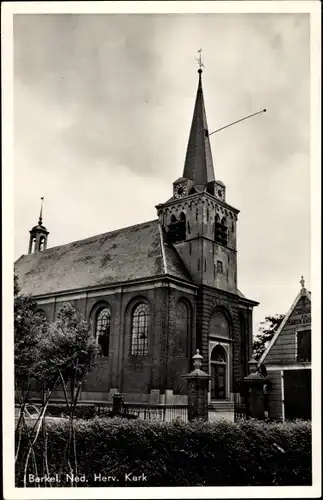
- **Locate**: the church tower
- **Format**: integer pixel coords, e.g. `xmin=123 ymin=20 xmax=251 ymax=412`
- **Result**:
xmin=28 ymin=197 xmax=49 ymax=254
xmin=157 ymin=67 xmax=239 ymax=294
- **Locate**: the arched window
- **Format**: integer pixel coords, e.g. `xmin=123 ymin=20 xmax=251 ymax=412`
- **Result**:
xmin=39 ymin=236 xmax=45 ymax=252
xmin=240 ymin=313 xmax=248 ymax=377
xmin=210 ymin=344 xmax=227 ymax=400
xmin=96 ymin=308 xmax=111 ymax=357
xmin=176 ymin=300 xmax=191 ymax=363
xmin=167 ymin=213 xmax=186 ymax=243
xmin=32 ymin=237 xmax=36 ymax=253
xmin=35 ymin=308 xmax=47 ymax=320
xmin=209 ymin=310 xmax=230 ymax=339
xmin=214 ymin=214 xmax=228 ymax=246
xmin=131 ymin=303 xmax=149 ymax=356
xmin=35 ymin=309 xmax=48 ymax=331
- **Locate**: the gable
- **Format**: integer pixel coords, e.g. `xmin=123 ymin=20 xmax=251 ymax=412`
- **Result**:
xmin=14 ymin=220 xmax=192 ymax=297
xmin=260 ymin=291 xmax=311 ymax=366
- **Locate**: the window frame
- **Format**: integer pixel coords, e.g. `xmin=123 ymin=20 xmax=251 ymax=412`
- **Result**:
xmin=296 ymin=326 xmax=311 ymax=363
xmin=131 ymin=302 xmax=150 ymax=357
xmin=95 ymin=307 xmax=111 ymax=357
xmin=209 ymin=343 xmax=229 ymax=401
xmin=217 ymin=260 xmax=224 ymax=274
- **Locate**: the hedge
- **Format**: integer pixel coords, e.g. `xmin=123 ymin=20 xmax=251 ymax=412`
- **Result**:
xmin=16 ymin=418 xmax=311 ymax=487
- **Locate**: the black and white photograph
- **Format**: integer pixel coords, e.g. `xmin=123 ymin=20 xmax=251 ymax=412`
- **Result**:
xmin=2 ymin=1 xmax=321 ymax=498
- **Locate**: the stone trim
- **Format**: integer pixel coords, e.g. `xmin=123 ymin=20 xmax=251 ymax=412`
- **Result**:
xmin=266 ymin=364 xmax=311 ymax=371
xmin=36 ymin=278 xmax=197 ymax=305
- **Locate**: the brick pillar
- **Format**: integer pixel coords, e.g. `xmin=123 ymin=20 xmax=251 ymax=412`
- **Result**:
xmin=112 ymin=392 xmax=123 ymax=416
xmin=238 ymin=355 xmax=272 ymax=420
xmin=184 ymin=350 xmax=211 ymax=421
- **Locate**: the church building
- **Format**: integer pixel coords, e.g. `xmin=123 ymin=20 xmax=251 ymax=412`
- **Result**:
xmin=15 ymin=66 xmax=259 ymax=417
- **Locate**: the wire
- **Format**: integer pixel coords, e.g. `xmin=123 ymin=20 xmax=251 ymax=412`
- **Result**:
xmin=209 ymin=109 xmax=267 ymax=136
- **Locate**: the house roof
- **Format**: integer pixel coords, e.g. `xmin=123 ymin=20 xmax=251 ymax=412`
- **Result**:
xmin=259 ymin=286 xmax=312 ymax=365
xmin=14 ymin=220 xmax=192 ymax=297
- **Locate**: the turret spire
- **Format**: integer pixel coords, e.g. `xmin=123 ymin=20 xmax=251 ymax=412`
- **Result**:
xmin=183 ymin=53 xmax=215 ymax=190
xmin=38 ymin=196 xmax=44 ymax=225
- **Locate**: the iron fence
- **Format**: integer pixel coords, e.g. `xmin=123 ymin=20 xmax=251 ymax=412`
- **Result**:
xmin=96 ymin=403 xmax=188 ymax=422
xmin=234 ymin=392 xmax=247 ymax=421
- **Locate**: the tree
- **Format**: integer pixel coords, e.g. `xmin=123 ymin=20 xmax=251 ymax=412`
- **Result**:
xmin=253 ymin=314 xmax=285 ymax=361
xmin=34 ymin=303 xmax=100 ymax=483
xmin=14 ymin=272 xmax=100 ymax=486
xmin=14 ymin=271 xmax=47 ymax=398
xmin=14 ymin=270 xmax=49 ymax=477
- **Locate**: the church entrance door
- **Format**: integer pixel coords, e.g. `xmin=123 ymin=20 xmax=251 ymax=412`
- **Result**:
xmin=211 ymin=363 xmax=226 ymax=399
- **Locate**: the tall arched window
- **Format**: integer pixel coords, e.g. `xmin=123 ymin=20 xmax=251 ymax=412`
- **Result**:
xmin=240 ymin=313 xmax=248 ymax=377
xmin=96 ymin=307 xmax=111 ymax=357
xmin=176 ymin=299 xmax=191 ymax=363
xmin=168 ymin=213 xmax=186 ymax=243
xmin=131 ymin=303 xmax=149 ymax=356
xmin=214 ymin=214 xmax=228 ymax=246
xmin=32 ymin=237 xmax=36 ymax=253
xmin=35 ymin=309 xmax=48 ymax=331
xmin=210 ymin=344 xmax=227 ymax=400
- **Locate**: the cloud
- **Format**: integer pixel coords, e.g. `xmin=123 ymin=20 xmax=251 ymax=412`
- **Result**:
xmin=14 ymin=13 xmax=311 ymax=327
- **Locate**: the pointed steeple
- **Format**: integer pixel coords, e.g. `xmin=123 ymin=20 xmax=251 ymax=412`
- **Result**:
xmin=183 ymin=68 xmax=215 ymax=190
xmin=38 ymin=196 xmax=44 ymax=225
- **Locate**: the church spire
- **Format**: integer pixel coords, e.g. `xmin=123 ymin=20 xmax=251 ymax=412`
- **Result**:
xmin=183 ymin=55 xmax=215 ymax=190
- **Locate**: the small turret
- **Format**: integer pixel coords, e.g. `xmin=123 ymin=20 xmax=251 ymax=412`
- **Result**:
xmin=28 ymin=197 xmax=49 ymax=254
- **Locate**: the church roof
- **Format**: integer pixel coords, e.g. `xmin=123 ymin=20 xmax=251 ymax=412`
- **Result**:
xmin=183 ymin=69 xmax=215 ymax=189
xmin=14 ymin=220 xmax=192 ymax=296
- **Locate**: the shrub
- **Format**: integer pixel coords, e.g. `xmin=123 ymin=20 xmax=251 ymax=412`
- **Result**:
xmin=16 ymin=418 xmax=311 ymax=487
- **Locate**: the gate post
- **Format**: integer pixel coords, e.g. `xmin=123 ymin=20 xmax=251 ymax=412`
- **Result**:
xmin=112 ymin=392 xmax=123 ymax=416
xmin=184 ymin=350 xmax=211 ymax=421
xmin=238 ymin=356 xmax=272 ymax=420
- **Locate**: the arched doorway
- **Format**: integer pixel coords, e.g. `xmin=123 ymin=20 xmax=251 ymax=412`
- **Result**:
xmin=210 ymin=344 xmax=227 ymax=400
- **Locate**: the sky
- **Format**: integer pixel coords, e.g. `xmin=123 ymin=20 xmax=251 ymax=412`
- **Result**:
xmin=13 ymin=12 xmax=311 ymax=330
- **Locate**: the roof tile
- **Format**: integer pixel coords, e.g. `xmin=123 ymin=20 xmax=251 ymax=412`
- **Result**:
xmin=15 ymin=220 xmax=192 ymax=296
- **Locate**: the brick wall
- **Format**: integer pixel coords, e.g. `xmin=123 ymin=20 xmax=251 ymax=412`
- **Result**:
xmin=35 ymin=280 xmax=197 ymax=400
xmin=34 ymin=279 xmax=253 ymax=401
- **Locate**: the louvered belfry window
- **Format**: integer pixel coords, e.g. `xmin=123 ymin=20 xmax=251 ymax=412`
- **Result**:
xmin=131 ymin=303 xmax=149 ymax=356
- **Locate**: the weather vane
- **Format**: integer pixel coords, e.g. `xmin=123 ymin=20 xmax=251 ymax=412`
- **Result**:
xmin=196 ymin=48 xmax=205 ymax=70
